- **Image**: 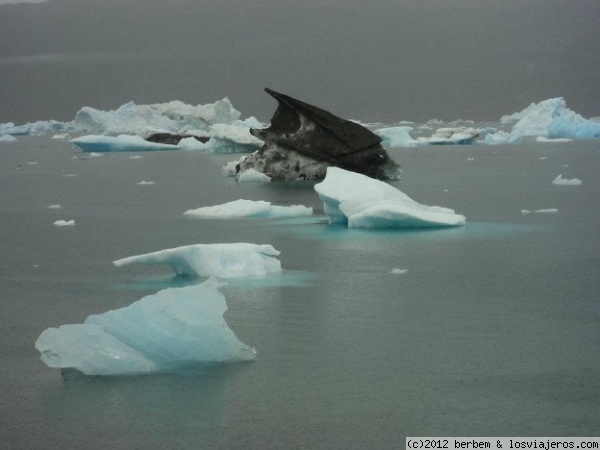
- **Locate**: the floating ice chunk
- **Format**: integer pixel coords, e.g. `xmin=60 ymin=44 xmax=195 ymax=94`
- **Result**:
xmin=0 ymin=120 xmax=71 ymax=136
xmin=35 ymin=281 xmax=256 ymax=376
xmin=0 ymin=134 xmax=18 ymax=143
xmin=137 ymin=181 xmax=156 ymax=185
xmin=536 ymin=136 xmax=572 ymax=143
xmin=53 ymin=220 xmax=75 ymax=226
xmin=417 ymin=127 xmax=479 ymax=145
xmin=552 ymin=174 xmax=582 ymax=186
xmin=314 ymin=167 xmax=466 ymax=228
xmin=184 ymin=199 xmax=312 ymax=219
xmin=391 ymin=268 xmax=408 ymax=274
xmin=374 ymin=126 xmax=417 ymax=148
xmin=237 ymin=168 xmax=271 ymax=183
xmin=521 ymin=208 xmax=558 ymax=214
xmin=73 ymin=99 xmax=241 ymax=135
xmin=114 ymin=243 xmax=282 ymax=279
xmin=71 ymin=134 xmax=180 ymax=152
xmin=130 ymin=155 xmax=144 ymax=159
xmin=482 ymin=131 xmax=523 ymax=145
xmin=27 ymin=161 xmax=38 ymax=165
xmin=52 ymin=133 xmax=69 ymax=140
xmin=48 ymin=204 xmax=62 ymax=209
xmin=221 ymin=155 xmax=247 ymax=177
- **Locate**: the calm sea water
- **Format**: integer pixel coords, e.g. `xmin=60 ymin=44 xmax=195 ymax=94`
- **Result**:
xmin=1 ymin=136 xmax=599 ymax=449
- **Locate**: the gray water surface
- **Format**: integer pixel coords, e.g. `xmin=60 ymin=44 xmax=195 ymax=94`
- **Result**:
xmin=1 ymin=137 xmax=599 ymax=449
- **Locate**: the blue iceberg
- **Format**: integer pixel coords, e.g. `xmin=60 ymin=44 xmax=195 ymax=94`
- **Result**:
xmin=35 ymin=281 xmax=256 ymax=376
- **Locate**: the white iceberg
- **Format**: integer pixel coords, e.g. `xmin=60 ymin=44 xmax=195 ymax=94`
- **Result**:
xmin=552 ymin=174 xmax=582 ymax=186
xmin=502 ymin=97 xmax=600 ymax=140
xmin=374 ymin=126 xmax=417 ymax=148
xmin=136 ymin=180 xmax=156 ymax=185
xmin=0 ymin=120 xmax=71 ymax=136
xmin=48 ymin=204 xmax=62 ymax=209
xmin=53 ymin=220 xmax=75 ymax=226
xmin=237 ymin=168 xmax=272 ymax=183
xmin=521 ymin=208 xmax=558 ymax=214
xmin=314 ymin=167 xmax=466 ymax=228
xmin=73 ymin=99 xmax=241 ymax=136
xmin=113 ymin=243 xmax=282 ymax=279
xmin=70 ymin=134 xmax=180 ymax=152
xmin=482 ymin=131 xmax=523 ymax=145
xmin=35 ymin=281 xmax=256 ymax=376
xmin=0 ymin=134 xmax=18 ymax=143
xmin=184 ymin=199 xmax=313 ymax=219
xmin=417 ymin=127 xmax=479 ymax=145
xmin=391 ymin=268 xmax=408 ymax=275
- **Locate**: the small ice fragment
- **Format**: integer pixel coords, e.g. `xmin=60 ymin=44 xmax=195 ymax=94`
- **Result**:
xmin=53 ymin=220 xmax=75 ymax=226
xmin=552 ymin=174 xmax=582 ymax=186
xmin=237 ymin=168 xmax=271 ymax=183
xmin=521 ymin=208 xmax=558 ymax=214
xmin=130 ymin=155 xmax=144 ymax=159
xmin=63 ymin=174 xmax=78 ymax=177
xmin=137 ymin=181 xmax=155 ymax=185
xmin=48 ymin=204 xmax=62 ymax=209
xmin=184 ymin=199 xmax=312 ymax=219
xmin=539 ymin=157 xmax=548 ymax=160
xmin=28 ymin=161 xmax=38 ymax=165
xmin=391 ymin=268 xmax=408 ymax=275
xmin=467 ymin=157 xmax=474 ymax=161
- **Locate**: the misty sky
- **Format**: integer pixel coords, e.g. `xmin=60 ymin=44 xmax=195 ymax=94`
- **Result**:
xmin=1 ymin=0 xmax=599 ymax=124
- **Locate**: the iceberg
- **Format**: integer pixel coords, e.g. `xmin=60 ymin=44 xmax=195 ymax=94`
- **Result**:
xmin=74 ymin=99 xmax=241 ymax=136
xmin=502 ymin=97 xmax=600 ymax=140
xmin=552 ymin=174 xmax=582 ymax=186
xmin=0 ymin=134 xmax=18 ymax=143
xmin=374 ymin=126 xmax=417 ymax=148
xmin=417 ymin=127 xmax=480 ymax=145
xmin=35 ymin=281 xmax=256 ymax=376
xmin=314 ymin=167 xmax=466 ymax=228
xmin=184 ymin=199 xmax=313 ymax=219
xmin=0 ymin=120 xmax=72 ymax=136
xmin=53 ymin=220 xmax=75 ymax=226
xmin=113 ymin=243 xmax=282 ymax=278
xmin=70 ymin=134 xmax=180 ymax=152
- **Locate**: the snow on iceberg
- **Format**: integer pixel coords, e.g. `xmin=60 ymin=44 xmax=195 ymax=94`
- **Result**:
xmin=501 ymin=97 xmax=600 ymax=140
xmin=113 ymin=243 xmax=282 ymax=279
xmin=374 ymin=126 xmax=417 ymax=148
xmin=70 ymin=134 xmax=180 ymax=152
xmin=314 ymin=167 xmax=466 ymax=228
xmin=184 ymin=199 xmax=313 ymax=219
xmin=35 ymin=281 xmax=256 ymax=376
xmin=552 ymin=174 xmax=582 ymax=186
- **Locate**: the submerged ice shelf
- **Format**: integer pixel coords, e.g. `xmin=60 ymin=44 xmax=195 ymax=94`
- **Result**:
xmin=314 ymin=167 xmax=466 ymax=228
xmin=114 ymin=243 xmax=282 ymax=279
xmin=35 ymin=281 xmax=256 ymax=376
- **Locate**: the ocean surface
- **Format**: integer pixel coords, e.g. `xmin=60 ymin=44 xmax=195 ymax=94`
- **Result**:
xmin=1 ymin=136 xmax=599 ymax=449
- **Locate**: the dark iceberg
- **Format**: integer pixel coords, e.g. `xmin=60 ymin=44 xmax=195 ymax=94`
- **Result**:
xmin=234 ymin=88 xmax=401 ymax=181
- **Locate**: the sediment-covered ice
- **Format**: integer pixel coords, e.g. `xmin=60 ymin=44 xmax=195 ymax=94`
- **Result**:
xmin=35 ymin=281 xmax=256 ymax=376
xmin=70 ymin=134 xmax=180 ymax=152
xmin=184 ymin=199 xmax=313 ymax=219
xmin=552 ymin=174 xmax=582 ymax=186
xmin=114 ymin=243 xmax=282 ymax=278
xmin=314 ymin=167 xmax=466 ymax=228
